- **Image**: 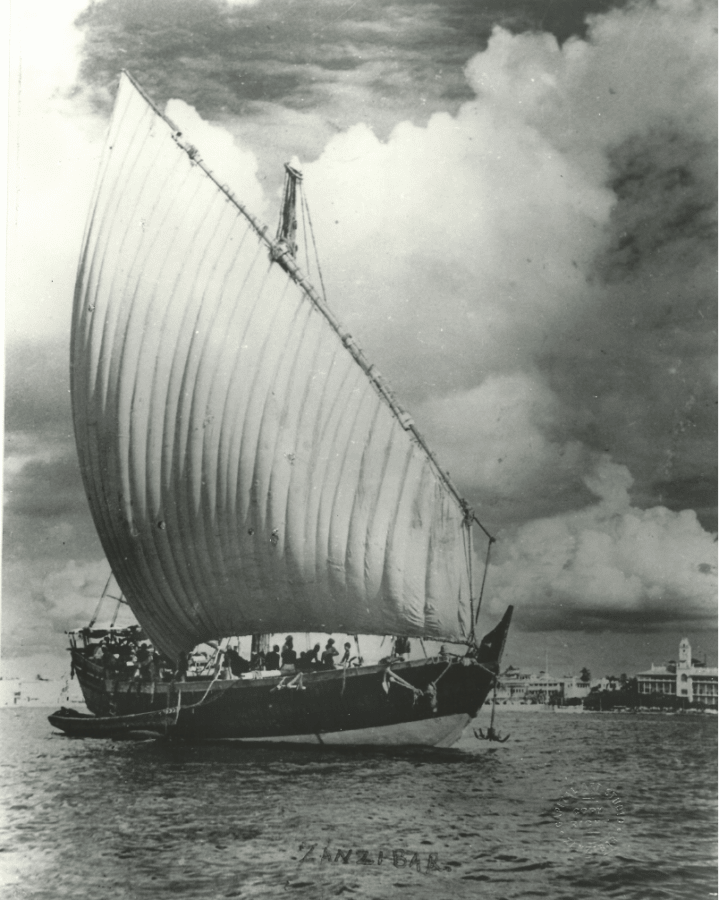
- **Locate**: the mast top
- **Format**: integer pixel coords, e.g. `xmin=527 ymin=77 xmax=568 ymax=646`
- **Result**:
xmin=275 ymin=163 xmax=303 ymax=258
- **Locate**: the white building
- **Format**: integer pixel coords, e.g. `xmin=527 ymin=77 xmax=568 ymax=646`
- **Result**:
xmin=636 ymin=638 xmax=718 ymax=707
xmin=562 ymin=677 xmax=592 ymax=700
xmin=495 ymin=666 xmax=534 ymax=702
xmin=495 ymin=667 xmax=590 ymax=704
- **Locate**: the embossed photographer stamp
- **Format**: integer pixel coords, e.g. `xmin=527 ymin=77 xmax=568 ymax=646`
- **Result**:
xmin=552 ymin=781 xmax=625 ymax=855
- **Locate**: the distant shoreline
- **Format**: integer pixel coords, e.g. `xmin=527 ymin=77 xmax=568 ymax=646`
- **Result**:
xmin=482 ymin=703 xmax=717 ymax=715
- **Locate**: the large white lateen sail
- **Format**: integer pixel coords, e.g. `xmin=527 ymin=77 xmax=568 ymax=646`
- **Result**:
xmin=71 ymin=72 xmax=482 ymax=660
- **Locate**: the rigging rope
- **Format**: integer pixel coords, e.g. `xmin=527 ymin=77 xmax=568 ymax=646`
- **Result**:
xmin=109 ymin=598 xmax=123 ymax=628
xmin=466 ymin=521 xmax=475 ymax=643
xmin=300 ymin=190 xmax=311 ymax=278
xmin=88 ymin=572 xmax=114 ymax=628
xmin=382 ymin=661 xmax=452 ymax=712
xmin=301 ymin=185 xmax=328 ymax=303
xmin=474 ymin=537 xmax=495 ymax=624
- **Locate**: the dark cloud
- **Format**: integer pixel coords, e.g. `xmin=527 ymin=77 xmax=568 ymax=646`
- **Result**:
xmin=652 ymin=475 xmax=718 ymax=532
xmin=2 ymin=555 xmax=112 ymax=657
xmin=5 ymin=451 xmax=87 ymax=520
xmin=601 ymin=131 xmax=716 ymax=277
xmin=5 ymin=340 xmax=72 ymax=438
xmin=2 ymin=443 xmax=105 ymax=655
xmin=73 ymin=0 xmax=629 ymax=125
xmin=516 ymin=605 xmax=715 ymax=634
xmin=486 ymin=458 xmax=717 ymax=633
xmin=501 ymin=627 xmax=717 ymax=676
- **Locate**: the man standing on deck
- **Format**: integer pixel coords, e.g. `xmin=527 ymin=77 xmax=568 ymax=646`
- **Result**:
xmin=321 ymin=639 xmax=339 ymax=669
xmin=281 ymin=636 xmax=297 ymax=672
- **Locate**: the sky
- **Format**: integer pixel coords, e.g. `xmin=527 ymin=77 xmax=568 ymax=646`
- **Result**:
xmin=3 ymin=0 xmax=717 ymax=680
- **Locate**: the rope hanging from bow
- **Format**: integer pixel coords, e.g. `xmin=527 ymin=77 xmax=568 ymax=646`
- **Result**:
xmin=381 ymin=661 xmax=453 ymax=713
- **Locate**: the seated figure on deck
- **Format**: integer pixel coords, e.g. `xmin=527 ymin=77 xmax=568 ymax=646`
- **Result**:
xmin=379 ymin=636 xmax=409 ymax=665
xmin=296 ymin=644 xmax=321 ymax=671
xmin=264 ymin=645 xmax=281 ymax=670
xmin=224 ymin=647 xmax=251 ymax=677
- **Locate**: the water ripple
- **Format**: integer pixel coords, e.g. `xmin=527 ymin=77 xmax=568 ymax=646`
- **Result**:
xmin=0 ymin=708 xmax=715 ymax=899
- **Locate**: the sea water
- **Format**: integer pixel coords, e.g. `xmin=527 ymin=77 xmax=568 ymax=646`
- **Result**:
xmin=0 ymin=707 xmax=716 ymax=900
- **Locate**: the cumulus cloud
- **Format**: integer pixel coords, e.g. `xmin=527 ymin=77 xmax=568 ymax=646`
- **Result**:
xmin=486 ymin=458 xmax=717 ymax=630
xmin=1 ymin=556 xmax=136 ymax=663
xmin=301 ymin=109 xmax=611 ymax=403
xmin=41 ymin=559 xmax=132 ymax=631
xmin=169 ymin=0 xmax=717 ymax=639
xmin=165 ymin=98 xmax=268 ymax=218
xmin=415 ymin=374 xmax=597 ymax=522
xmin=289 ymin=0 xmax=716 ymax=631
xmin=288 ymin=0 xmax=715 ymax=517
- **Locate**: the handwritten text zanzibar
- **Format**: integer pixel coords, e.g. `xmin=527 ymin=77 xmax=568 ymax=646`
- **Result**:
xmin=299 ymin=842 xmax=443 ymax=874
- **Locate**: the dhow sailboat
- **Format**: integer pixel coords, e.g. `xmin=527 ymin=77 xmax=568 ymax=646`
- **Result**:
xmin=50 ymin=72 xmax=512 ymax=745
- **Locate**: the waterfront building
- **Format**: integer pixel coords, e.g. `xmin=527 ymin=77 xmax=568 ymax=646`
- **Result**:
xmin=636 ymin=638 xmax=718 ymax=707
xmin=524 ymin=671 xmax=566 ymax=703
xmin=562 ymin=677 xmax=592 ymax=700
xmin=495 ymin=667 xmax=590 ymax=704
xmin=591 ymin=676 xmax=623 ymax=692
xmin=635 ymin=666 xmax=676 ymax=696
xmin=495 ymin=666 xmax=534 ymax=702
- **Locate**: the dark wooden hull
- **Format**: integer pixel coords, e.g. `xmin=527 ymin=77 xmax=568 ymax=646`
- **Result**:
xmin=56 ymin=609 xmax=512 ymax=746
xmin=66 ymin=656 xmax=488 ymax=745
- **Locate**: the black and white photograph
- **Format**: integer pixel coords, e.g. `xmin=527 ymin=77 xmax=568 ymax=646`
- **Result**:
xmin=2 ymin=0 xmax=717 ymax=898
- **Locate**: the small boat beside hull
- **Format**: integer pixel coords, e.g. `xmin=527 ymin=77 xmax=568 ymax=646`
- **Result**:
xmin=47 ymin=707 xmax=172 ymax=739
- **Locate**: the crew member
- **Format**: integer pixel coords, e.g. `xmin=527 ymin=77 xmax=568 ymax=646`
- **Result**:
xmin=321 ymin=639 xmax=339 ymax=669
xmin=281 ymin=636 xmax=297 ymax=672
xmin=265 ymin=645 xmax=281 ymax=670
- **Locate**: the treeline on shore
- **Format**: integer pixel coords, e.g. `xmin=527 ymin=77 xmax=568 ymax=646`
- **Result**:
xmin=583 ymin=687 xmax=710 ymax=712
xmin=579 ymin=679 xmax=712 ymax=711
xmin=527 ymin=680 xmax=714 ymax=711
